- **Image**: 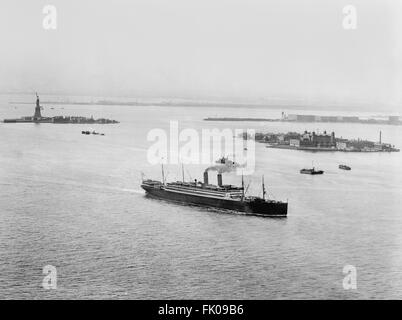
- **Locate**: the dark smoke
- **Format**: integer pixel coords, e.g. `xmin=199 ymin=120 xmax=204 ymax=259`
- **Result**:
xmin=206 ymin=162 xmax=246 ymax=174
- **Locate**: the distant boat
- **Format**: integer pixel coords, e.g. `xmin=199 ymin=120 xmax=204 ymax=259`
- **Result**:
xmin=82 ymin=130 xmax=104 ymax=136
xmin=215 ymin=156 xmax=236 ymax=166
xmin=339 ymin=164 xmax=351 ymax=170
xmin=300 ymin=168 xmax=324 ymax=175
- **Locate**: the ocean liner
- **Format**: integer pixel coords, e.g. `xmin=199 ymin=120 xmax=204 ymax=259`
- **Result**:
xmin=141 ymin=168 xmax=288 ymax=217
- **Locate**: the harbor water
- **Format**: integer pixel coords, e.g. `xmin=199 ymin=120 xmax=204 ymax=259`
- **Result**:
xmin=1 ymin=94 xmax=402 ymax=299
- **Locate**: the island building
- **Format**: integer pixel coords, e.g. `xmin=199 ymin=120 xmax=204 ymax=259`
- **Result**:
xmin=287 ymin=131 xmax=335 ymax=148
xmin=245 ymin=130 xmax=399 ymax=152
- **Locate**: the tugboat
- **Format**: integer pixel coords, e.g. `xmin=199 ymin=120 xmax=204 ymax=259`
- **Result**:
xmin=300 ymin=161 xmax=324 ymax=175
xmin=141 ymin=167 xmax=288 ymax=217
xmin=339 ymin=164 xmax=351 ymax=170
xmin=81 ymin=129 xmax=105 ymax=135
xmin=215 ymin=156 xmax=239 ymax=167
xmin=300 ymin=168 xmax=324 ymax=175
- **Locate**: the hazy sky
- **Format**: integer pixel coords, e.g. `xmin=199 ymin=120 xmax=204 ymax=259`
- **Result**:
xmin=0 ymin=0 xmax=401 ymax=110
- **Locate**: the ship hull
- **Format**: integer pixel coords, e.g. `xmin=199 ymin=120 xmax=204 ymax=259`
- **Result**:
xmin=142 ymin=185 xmax=287 ymax=217
xmin=300 ymin=169 xmax=324 ymax=175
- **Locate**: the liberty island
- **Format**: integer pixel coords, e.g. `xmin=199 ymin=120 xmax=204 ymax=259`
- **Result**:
xmin=3 ymin=93 xmax=119 ymax=124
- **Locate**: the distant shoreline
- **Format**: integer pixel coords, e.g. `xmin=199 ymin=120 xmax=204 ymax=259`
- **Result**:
xmin=7 ymin=100 xmax=400 ymax=114
xmin=265 ymin=144 xmax=400 ymax=152
xmin=8 ymin=100 xmax=331 ymax=110
xmin=205 ymin=117 xmax=402 ymax=126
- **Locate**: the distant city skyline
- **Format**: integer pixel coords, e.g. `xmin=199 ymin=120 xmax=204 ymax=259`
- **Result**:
xmin=0 ymin=0 xmax=401 ymax=112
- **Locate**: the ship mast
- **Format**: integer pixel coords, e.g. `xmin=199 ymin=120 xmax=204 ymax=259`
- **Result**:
xmin=233 ymin=135 xmax=236 ymax=164
xmin=161 ymin=163 xmax=165 ymax=185
xmin=262 ymin=175 xmax=266 ymax=200
xmin=181 ymin=163 xmax=185 ymax=183
xmin=241 ymin=172 xmax=244 ymax=201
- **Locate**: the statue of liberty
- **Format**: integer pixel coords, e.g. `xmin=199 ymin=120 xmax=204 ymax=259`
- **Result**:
xmin=33 ymin=92 xmax=42 ymax=119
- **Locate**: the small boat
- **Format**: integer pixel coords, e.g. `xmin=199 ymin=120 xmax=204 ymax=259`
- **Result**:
xmin=92 ymin=131 xmax=105 ymax=135
xmin=215 ymin=156 xmax=238 ymax=167
xmin=300 ymin=168 xmax=324 ymax=175
xmin=82 ymin=130 xmax=105 ymax=136
xmin=339 ymin=164 xmax=351 ymax=170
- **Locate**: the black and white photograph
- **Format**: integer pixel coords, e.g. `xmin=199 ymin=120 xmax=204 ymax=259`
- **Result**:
xmin=0 ymin=0 xmax=401 ymax=306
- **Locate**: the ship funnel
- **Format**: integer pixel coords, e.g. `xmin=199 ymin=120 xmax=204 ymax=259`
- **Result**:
xmin=217 ymin=173 xmax=223 ymax=187
xmin=203 ymin=171 xmax=209 ymax=186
